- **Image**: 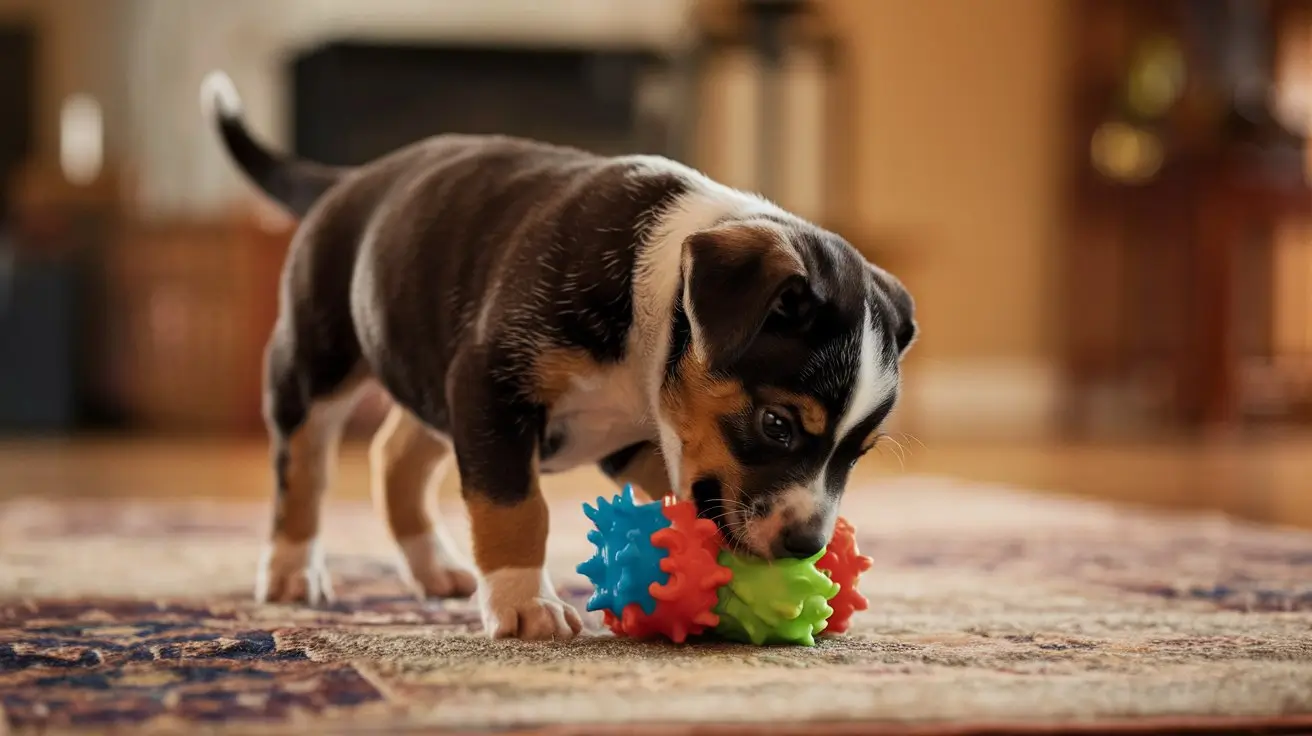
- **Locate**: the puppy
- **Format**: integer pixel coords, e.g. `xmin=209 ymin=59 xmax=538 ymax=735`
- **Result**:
xmin=201 ymin=70 xmax=916 ymax=640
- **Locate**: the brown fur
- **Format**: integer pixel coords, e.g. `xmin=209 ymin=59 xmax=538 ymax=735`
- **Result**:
xmin=659 ymin=352 xmax=750 ymax=500
xmin=694 ymin=222 xmax=803 ymax=271
xmin=369 ymin=404 xmax=452 ymax=540
xmin=465 ymin=480 xmax=550 ymax=572
xmin=273 ymin=376 xmax=366 ymax=542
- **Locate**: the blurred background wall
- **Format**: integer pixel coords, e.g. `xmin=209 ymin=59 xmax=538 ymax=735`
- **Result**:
xmin=0 ymin=0 xmax=1308 ymax=447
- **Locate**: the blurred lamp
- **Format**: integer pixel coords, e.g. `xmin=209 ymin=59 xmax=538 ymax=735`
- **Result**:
xmin=59 ymin=94 xmax=103 ymax=187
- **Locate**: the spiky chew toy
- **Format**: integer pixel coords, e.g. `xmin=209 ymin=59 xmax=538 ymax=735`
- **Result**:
xmin=577 ymin=486 xmax=873 ymax=645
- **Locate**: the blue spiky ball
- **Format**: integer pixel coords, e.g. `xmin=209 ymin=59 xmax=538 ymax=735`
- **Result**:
xmin=576 ymin=485 xmax=671 ymax=616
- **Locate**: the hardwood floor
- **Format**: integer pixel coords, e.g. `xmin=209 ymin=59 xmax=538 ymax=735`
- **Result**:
xmin=2 ymin=435 xmax=1311 ymax=529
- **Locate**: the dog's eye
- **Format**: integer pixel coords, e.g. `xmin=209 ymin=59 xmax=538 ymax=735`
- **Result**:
xmin=757 ymin=406 xmax=796 ymax=449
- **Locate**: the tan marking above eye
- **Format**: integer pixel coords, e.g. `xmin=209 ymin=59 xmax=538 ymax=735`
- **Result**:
xmin=758 ymin=388 xmax=828 ymax=436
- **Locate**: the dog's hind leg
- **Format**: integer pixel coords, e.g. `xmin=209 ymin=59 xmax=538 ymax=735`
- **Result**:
xmin=370 ymin=404 xmax=477 ymax=599
xmin=256 ymin=325 xmax=368 ymax=605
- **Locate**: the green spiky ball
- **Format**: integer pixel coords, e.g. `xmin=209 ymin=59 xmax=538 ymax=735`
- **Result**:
xmin=712 ymin=549 xmax=841 ymax=646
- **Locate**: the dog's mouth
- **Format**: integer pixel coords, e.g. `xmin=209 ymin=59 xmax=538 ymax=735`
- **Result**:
xmin=691 ymin=477 xmax=750 ymax=553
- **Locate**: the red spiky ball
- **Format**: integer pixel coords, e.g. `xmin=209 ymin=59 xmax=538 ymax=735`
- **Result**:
xmin=814 ymin=517 xmax=873 ymax=634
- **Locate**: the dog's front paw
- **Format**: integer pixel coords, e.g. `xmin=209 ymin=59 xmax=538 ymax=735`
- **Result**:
xmin=256 ymin=537 xmax=333 ymax=604
xmin=478 ymin=568 xmax=583 ymax=641
xmin=397 ymin=532 xmax=477 ymax=599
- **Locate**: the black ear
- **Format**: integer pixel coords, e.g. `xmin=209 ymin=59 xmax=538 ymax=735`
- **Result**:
xmin=684 ymin=225 xmax=809 ymax=372
xmin=868 ymin=264 xmax=917 ymax=356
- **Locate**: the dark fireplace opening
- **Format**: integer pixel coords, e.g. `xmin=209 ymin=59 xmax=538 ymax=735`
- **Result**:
xmin=288 ymin=40 xmax=677 ymax=166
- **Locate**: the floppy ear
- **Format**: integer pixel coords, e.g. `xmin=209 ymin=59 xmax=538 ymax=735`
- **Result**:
xmin=868 ymin=263 xmax=917 ymax=356
xmin=683 ymin=224 xmax=810 ymax=373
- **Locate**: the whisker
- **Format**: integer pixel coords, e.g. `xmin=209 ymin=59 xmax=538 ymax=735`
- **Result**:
xmin=875 ymin=433 xmax=907 ymax=470
xmin=887 ymin=436 xmax=904 ymax=464
xmin=897 ymin=432 xmax=927 ymax=452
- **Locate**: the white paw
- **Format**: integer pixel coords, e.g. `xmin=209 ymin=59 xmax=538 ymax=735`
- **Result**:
xmin=397 ymin=531 xmax=477 ymax=599
xmin=478 ymin=568 xmax=583 ymax=641
xmin=255 ymin=537 xmax=333 ymax=604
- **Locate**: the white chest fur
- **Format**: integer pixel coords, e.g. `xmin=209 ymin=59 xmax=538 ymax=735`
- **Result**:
xmin=538 ymin=362 xmax=652 ymax=473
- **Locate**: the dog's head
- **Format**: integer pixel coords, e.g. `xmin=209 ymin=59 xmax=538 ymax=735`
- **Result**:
xmin=659 ymin=218 xmax=915 ymax=559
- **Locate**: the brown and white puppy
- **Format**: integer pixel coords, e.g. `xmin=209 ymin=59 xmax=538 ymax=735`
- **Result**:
xmin=201 ymin=71 xmax=915 ymax=641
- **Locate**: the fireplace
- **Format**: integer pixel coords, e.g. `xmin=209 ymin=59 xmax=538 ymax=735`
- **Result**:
xmin=288 ymin=40 xmax=679 ymax=166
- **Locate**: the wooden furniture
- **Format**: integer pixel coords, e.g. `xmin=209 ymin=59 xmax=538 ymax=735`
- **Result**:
xmin=101 ymin=209 xmax=292 ymax=435
xmin=1061 ymin=0 xmax=1312 ymax=437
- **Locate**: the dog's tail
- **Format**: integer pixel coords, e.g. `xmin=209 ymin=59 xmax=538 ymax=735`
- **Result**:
xmin=200 ymin=71 xmax=344 ymax=218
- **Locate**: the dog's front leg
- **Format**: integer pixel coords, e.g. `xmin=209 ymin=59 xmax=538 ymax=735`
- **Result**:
xmin=448 ymin=352 xmax=583 ymax=641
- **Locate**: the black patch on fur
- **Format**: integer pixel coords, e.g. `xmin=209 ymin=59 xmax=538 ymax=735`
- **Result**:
xmin=692 ymin=477 xmax=735 ymax=541
xmin=212 ymin=105 xmax=343 ymax=218
xmin=444 ymin=344 xmax=545 ymax=506
xmin=867 ymin=263 xmax=917 ymax=356
xmin=665 ymin=295 xmax=692 ymax=383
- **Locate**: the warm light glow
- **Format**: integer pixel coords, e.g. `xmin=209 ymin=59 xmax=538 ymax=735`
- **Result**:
xmin=59 ymin=93 xmax=104 ymax=186
xmin=1125 ymin=35 xmax=1186 ymax=119
xmin=1273 ymin=8 xmax=1312 ymax=144
xmin=1090 ymin=122 xmax=1163 ymax=183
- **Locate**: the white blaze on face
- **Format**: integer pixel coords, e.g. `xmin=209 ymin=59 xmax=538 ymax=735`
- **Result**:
xmin=803 ymin=307 xmax=899 ymax=526
xmin=836 ymin=307 xmax=897 ymax=441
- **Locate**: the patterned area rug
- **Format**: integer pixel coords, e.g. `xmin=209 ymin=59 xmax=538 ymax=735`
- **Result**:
xmin=3 ymin=476 xmax=1312 ymax=735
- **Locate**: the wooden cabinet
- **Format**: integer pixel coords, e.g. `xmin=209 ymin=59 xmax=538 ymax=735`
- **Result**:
xmin=1061 ymin=0 xmax=1312 ymax=436
xmin=101 ymin=212 xmax=291 ymax=435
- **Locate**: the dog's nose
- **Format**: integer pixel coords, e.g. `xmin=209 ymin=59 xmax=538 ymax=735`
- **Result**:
xmin=775 ymin=526 xmax=827 ymax=559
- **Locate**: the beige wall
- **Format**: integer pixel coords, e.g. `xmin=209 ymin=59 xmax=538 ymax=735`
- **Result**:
xmin=831 ymin=0 xmax=1066 ymax=363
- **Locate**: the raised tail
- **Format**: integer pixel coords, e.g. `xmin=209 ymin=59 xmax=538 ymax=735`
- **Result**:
xmin=200 ymin=71 xmax=344 ymax=218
